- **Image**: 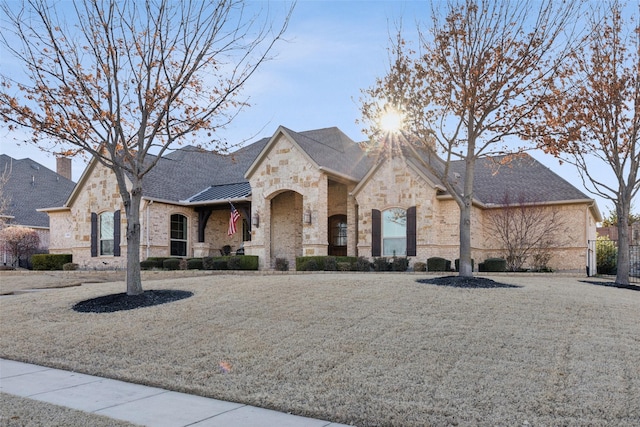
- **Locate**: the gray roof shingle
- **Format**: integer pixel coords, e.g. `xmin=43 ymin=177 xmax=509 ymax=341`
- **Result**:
xmin=0 ymin=154 xmax=76 ymax=228
xmin=283 ymin=127 xmax=374 ymax=180
xmin=108 ymin=128 xmax=588 ymax=207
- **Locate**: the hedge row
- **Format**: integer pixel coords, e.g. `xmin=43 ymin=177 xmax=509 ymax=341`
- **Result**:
xmin=31 ymin=254 xmax=73 ymax=271
xmin=140 ymin=256 xmax=259 ymax=271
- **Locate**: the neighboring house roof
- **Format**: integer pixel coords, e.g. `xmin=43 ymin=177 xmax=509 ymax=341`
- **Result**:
xmin=0 ymin=154 xmax=75 ymax=228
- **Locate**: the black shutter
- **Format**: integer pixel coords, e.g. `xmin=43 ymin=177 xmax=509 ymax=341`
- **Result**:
xmin=113 ymin=210 xmax=121 ymax=257
xmin=406 ymin=206 xmax=417 ymax=256
xmin=90 ymin=212 xmax=98 ymax=257
xmin=372 ymin=209 xmax=381 ymax=257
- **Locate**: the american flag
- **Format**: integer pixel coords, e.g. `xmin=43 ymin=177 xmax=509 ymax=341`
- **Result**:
xmin=228 ymin=203 xmax=241 ymax=236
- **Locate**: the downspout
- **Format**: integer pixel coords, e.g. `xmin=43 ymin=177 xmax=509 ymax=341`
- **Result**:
xmin=146 ymin=200 xmax=154 ymax=259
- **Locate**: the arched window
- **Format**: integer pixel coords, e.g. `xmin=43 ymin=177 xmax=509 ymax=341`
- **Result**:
xmin=382 ymin=208 xmax=406 ymax=256
xmin=170 ymin=214 xmax=188 ymax=256
xmin=99 ymin=212 xmax=115 ymax=256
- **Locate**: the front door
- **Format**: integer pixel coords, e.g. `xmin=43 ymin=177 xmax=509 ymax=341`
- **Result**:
xmin=328 ymin=214 xmax=347 ymax=256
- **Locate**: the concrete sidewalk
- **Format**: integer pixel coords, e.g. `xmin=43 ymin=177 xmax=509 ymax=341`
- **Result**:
xmin=0 ymin=359 xmax=350 ymax=427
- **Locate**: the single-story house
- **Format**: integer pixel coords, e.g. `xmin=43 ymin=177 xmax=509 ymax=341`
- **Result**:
xmin=43 ymin=126 xmax=601 ymax=271
xmin=0 ymin=154 xmax=76 ymax=266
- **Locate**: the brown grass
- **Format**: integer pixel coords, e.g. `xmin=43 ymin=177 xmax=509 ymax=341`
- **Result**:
xmin=1 ymin=273 xmax=639 ymax=426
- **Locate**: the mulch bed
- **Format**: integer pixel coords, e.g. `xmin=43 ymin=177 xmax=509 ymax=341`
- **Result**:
xmin=416 ymin=275 xmax=521 ymax=288
xmin=579 ymin=280 xmax=640 ymax=292
xmin=72 ymin=290 xmax=193 ymax=313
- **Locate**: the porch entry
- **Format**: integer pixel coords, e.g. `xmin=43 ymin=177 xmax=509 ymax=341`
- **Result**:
xmin=270 ymin=190 xmax=303 ymax=268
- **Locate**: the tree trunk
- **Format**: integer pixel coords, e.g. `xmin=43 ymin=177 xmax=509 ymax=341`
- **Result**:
xmin=459 ymin=201 xmax=473 ymax=277
xmin=615 ymin=200 xmax=631 ymax=286
xmin=458 ymin=151 xmax=475 ymax=278
xmin=120 ymin=174 xmax=144 ymax=296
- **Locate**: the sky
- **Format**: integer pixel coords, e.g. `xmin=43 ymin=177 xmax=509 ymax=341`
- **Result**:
xmin=0 ymin=0 xmax=628 ymax=216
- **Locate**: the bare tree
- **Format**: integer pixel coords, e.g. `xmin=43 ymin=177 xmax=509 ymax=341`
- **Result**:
xmin=531 ymin=1 xmax=639 ymax=285
xmin=0 ymin=0 xmax=292 ymax=294
xmin=0 ymin=226 xmax=40 ymax=267
xmin=485 ymin=193 xmax=567 ymax=272
xmin=360 ymin=0 xmax=580 ymax=277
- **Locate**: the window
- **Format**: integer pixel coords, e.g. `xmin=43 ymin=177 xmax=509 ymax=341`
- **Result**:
xmin=383 ymin=208 xmax=406 ymax=256
xmin=99 ymin=212 xmax=114 ymax=256
xmin=170 ymin=214 xmax=187 ymax=256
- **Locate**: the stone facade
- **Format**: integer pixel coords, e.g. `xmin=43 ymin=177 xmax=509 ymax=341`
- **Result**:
xmin=46 ymin=127 xmax=599 ymax=273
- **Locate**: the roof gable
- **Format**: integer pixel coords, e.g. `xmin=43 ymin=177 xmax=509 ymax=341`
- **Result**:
xmin=245 ymin=126 xmax=374 ymax=181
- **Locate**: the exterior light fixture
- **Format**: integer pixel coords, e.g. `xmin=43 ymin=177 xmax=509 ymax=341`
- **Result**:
xmin=304 ymin=210 xmax=312 ymax=225
xmin=252 ymin=212 xmax=259 ymax=228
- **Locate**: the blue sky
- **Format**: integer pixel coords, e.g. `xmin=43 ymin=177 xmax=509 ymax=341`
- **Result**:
xmin=0 ymin=0 xmax=624 ymax=215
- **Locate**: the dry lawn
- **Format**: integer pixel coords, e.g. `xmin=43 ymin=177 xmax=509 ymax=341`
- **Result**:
xmin=1 ymin=272 xmax=639 ymax=426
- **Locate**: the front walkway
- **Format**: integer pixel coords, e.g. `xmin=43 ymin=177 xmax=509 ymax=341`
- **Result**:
xmin=0 ymin=358 xmax=349 ymax=427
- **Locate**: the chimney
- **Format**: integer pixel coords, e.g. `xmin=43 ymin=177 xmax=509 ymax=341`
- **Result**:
xmin=56 ymin=157 xmax=72 ymax=181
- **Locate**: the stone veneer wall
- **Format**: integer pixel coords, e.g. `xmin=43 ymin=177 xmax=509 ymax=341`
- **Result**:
xmin=47 ymin=162 xmax=127 ymax=269
xmin=246 ymin=134 xmax=331 ymax=270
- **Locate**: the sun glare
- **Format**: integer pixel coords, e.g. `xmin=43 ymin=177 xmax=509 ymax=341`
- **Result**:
xmin=379 ymin=108 xmax=403 ymax=133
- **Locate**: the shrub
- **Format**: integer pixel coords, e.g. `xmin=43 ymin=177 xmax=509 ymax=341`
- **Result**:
xmin=413 ymin=261 xmax=427 ymax=272
xmin=337 ymin=262 xmax=351 ymax=271
xmin=356 ymin=256 xmax=371 ymax=272
xmin=62 ymin=262 xmax=79 ymax=271
xmin=296 ymin=256 xmax=324 ymax=271
xmin=236 ymin=255 xmax=259 ymax=270
xmin=145 ymin=257 xmax=171 ymax=269
xmin=31 ymin=254 xmax=73 ymax=271
xmin=324 ymin=256 xmax=337 ymax=271
xmin=427 ymin=257 xmax=450 ymax=272
xmin=596 ymin=238 xmax=617 ymax=275
xmin=140 ymin=260 xmax=157 ymax=270
xmin=373 ymin=257 xmax=391 ymax=272
xmin=455 ymin=258 xmax=475 ymax=272
xmin=391 ymin=257 xmax=409 ymax=272
xmin=482 ymin=257 xmax=507 ymax=272
xmin=163 ymin=258 xmax=181 ymax=270
xmin=203 ymin=257 xmax=215 ymax=270
xmin=305 ymin=259 xmax=320 ymax=271
xmin=212 ymin=260 xmax=228 ymax=270
xmin=187 ymin=258 xmax=203 ymax=270
xmin=227 ymin=256 xmax=242 ymax=270
xmin=275 ymin=257 xmax=289 ymax=271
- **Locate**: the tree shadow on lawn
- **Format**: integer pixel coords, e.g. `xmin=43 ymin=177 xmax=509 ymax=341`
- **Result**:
xmin=73 ymin=290 xmax=193 ymax=313
xmin=416 ymin=276 xmax=521 ymax=289
xmin=579 ymin=280 xmax=640 ymax=292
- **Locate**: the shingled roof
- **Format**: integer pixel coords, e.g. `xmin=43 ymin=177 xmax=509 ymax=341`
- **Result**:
xmin=0 ymin=154 xmax=75 ymax=228
xmin=450 ymin=154 xmax=590 ymax=205
xmin=140 ymin=139 xmax=268 ymax=203
xmin=142 ymin=127 xmax=373 ymax=204
xmin=281 ymin=127 xmax=374 ymax=181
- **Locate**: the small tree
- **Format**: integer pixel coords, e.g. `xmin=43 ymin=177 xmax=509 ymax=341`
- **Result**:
xmin=1 ymin=0 xmax=292 ymax=295
xmin=530 ymin=1 xmax=639 ymax=285
xmin=0 ymin=226 xmax=40 ymax=267
xmin=360 ymin=0 xmax=581 ymax=277
xmin=486 ymin=193 xmax=567 ymax=271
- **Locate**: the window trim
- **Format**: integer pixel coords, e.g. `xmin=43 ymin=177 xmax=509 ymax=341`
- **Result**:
xmin=99 ymin=211 xmax=115 ymax=256
xmin=170 ymin=213 xmax=188 ymax=257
